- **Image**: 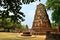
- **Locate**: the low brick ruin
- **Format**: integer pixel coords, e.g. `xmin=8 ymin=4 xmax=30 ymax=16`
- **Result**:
xmin=21 ymin=25 xmax=31 ymax=36
xmin=46 ymin=32 xmax=60 ymax=40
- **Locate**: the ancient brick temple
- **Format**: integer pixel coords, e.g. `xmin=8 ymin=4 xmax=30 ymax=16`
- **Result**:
xmin=31 ymin=3 xmax=52 ymax=35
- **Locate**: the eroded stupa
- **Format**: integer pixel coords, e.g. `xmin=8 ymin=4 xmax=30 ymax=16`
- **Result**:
xmin=31 ymin=3 xmax=52 ymax=35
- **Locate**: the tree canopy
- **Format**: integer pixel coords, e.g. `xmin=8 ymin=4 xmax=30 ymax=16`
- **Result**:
xmin=0 ymin=0 xmax=40 ymax=32
xmin=46 ymin=0 xmax=60 ymax=10
xmin=46 ymin=0 xmax=60 ymax=26
xmin=0 ymin=0 xmax=40 ymax=22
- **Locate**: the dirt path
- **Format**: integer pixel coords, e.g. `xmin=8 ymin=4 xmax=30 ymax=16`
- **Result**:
xmin=0 ymin=32 xmax=46 ymax=40
xmin=18 ymin=33 xmax=46 ymax=40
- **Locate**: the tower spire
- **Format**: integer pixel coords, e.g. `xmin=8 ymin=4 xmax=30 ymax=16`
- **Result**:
xmin=31 ymin=3 xmax=52 ymax=35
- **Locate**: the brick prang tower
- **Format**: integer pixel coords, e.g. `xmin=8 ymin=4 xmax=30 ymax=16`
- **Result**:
xmin=31 ymin=3 xmax=52 ymax=35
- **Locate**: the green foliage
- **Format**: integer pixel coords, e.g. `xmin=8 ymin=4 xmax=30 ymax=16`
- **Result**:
xmin=46 ymin=0 xmax=60 ymax=10
xmin=51 ymin=9 xmax=60 ymax=26
xmin=51 ymin=22 xmax=56 ymax=29
xmin=20 ymin=25 xmax=26 ymax=31
xmin=0 ymin=0 xmax=40 ymax=23
xmin=0 ymin=18 xmax=22 ymax=32
xmin=0 ymin=0 xmax=25 ymax=22
xmin=0 ymin=0 xmax=41 ymax=32
xmin=46 ymin=0 xmax=60 ymax=26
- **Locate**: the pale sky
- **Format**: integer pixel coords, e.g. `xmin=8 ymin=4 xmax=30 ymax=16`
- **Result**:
xmin=21 ymin=0 xmax=52 ymax=28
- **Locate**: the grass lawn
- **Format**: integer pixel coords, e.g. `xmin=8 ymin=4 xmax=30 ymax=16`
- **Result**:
xmin=0 ymin=32 xmax=46 ymax=40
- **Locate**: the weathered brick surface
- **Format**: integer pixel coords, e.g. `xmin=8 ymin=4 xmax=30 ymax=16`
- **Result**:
xmin=31 ymin=3 xmax=53 ymax=35
xmin=46 ymin=32 xmax=60 ymax=40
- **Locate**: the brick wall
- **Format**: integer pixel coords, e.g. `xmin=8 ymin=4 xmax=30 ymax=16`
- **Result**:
xmin=46 ymin=32 xmax=60 ymax=40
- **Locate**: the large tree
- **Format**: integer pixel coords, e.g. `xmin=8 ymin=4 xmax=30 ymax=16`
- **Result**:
xmin=46 ymin=0 xmax=60 ymax=31
xmin=0 ymin=0 xmax=40 ymax=22
xmin=0 ymin=0 xmax=40 ymax=31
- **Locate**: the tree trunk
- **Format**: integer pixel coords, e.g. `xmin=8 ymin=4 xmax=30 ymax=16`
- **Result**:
xmin=8 ymin=29 xmax=10 ymax=32
xmin=59 ymin=27 xmax=60 ymax=32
